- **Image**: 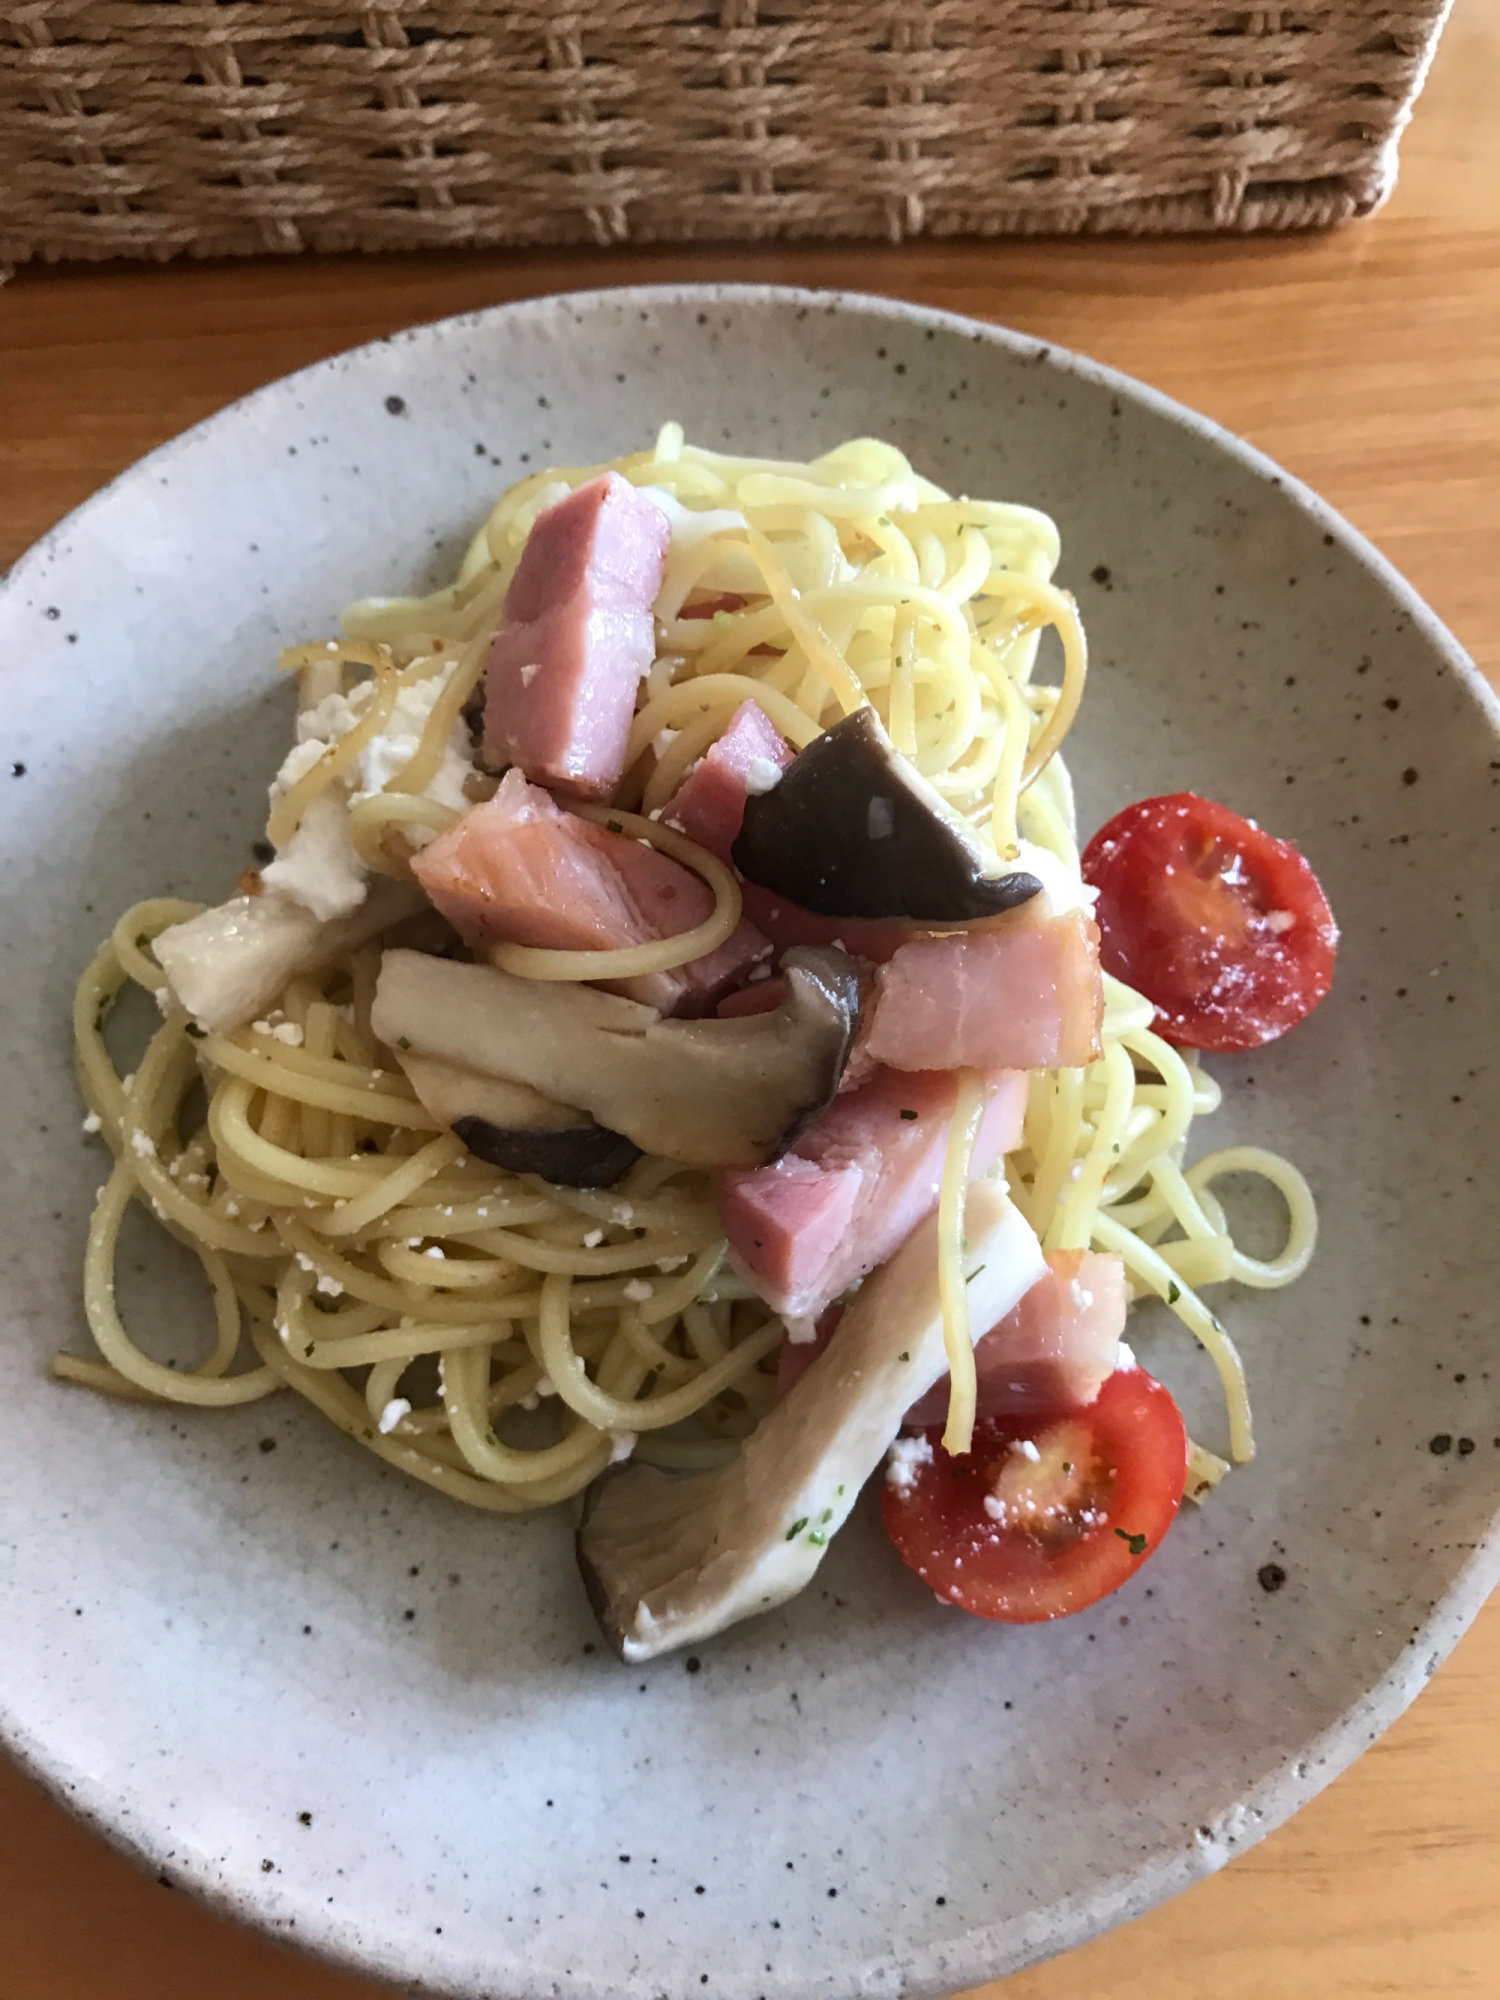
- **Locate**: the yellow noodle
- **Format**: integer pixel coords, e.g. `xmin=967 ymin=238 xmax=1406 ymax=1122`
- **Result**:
xmin=937 ymin=1070 xmax=986 ymax=1458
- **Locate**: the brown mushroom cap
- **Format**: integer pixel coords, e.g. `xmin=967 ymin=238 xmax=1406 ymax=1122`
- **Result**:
xmin=733 ymin=706 xmax=1043 ymax=921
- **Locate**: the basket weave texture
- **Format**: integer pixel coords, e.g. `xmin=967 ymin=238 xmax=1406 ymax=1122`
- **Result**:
xmin=1 ymin=2 xmax=1453 ymax=267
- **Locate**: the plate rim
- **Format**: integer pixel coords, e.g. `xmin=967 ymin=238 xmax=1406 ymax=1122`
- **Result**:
xmin=3 ymin=278 xmax=1499 ymax=1996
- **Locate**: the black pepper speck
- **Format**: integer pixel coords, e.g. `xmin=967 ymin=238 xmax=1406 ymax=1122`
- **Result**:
xmin=1430 ymin=1433 xmax=1453 ymax=1455
xmin=1458 ymin=1437 xmax=1475 ymax=1456
xmin=1402 ymin=767 xmax=1419 ymax=785
xmin=10 ymin=762 xmax=24 ymax=777
xmin=385 ymin=395 xmax=407 ymax=416
xmin=1257 ymin=1563 xmax=1287 ymax=1593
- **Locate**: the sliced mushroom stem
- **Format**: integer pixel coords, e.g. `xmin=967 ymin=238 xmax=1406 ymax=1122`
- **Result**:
xmin=371 ymin=944 xmax=859 ymax=1169
xmin=575 ymin=1179 xmax=1047 ymax=1661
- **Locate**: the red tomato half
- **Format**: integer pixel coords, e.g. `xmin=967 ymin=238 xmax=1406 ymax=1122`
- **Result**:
xmin=882 ymin=1365 xmax=1188 ymax=1624
xmin=1080 ymin=792 xmax=1338 ymax=1052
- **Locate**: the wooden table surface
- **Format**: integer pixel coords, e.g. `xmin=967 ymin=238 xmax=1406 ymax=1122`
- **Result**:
xmin=3 ymin=5 xmax=1497 ymax=1995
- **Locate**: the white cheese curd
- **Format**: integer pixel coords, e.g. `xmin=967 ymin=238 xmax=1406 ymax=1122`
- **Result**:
xmin=885 ymin=1433 xmax=934 ymax=1494
xmin=346 ymin=669 xmax=473 ymax=820
xmin=262 ymin=661 xmax=475 ymax=920
xmin=742 ymin=755 xmax=784 ymax=796
xmin=608 ymin=1432 xmax=638 ymax=1465
xmin=377 ymin=1398 xmax=412 ymax=1434
xmin=262 ymin=790 xmax=369 ymax=922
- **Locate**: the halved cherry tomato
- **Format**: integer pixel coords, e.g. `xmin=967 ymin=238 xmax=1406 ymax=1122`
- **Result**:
xmin=1080 ymin=791 xmax=1338 ymax=1052
xmin=882 ymin=1365 xmax=1188 ymax=1624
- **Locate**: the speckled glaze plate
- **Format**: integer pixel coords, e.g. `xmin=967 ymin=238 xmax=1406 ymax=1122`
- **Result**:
xmin=2 ymin=287 xmax=1498 ymax=1999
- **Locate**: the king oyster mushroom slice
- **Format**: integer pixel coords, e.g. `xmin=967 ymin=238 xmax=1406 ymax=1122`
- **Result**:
xmin=395 ymin=1049 xmax=641 ymax=1188
xmin=370 ymin=944 xmax=860 ymax=1170
xmin=155 ymin=878 xmax=426 ymax=1034
xmin=576 ymin=1178 xmax=1047 ymax=1661
xmin=733 ymin=705 xmax=1043 ymax=921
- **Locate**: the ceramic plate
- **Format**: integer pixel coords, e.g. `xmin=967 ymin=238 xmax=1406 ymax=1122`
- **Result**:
xmin=2 ymin=287 xmax=1498 ymax=1999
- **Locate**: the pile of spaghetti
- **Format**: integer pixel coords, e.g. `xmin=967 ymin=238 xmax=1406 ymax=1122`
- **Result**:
xmin=67 ymin=426 xmax=1315 ymax=1512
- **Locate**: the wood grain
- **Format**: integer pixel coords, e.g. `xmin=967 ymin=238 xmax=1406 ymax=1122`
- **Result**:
xmin=1 ymin=3 xmax=1497 ymax=1994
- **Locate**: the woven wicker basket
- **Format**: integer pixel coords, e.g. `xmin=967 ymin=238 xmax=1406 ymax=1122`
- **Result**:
xmin=0 ymin=3 xmax=1453 ymax=268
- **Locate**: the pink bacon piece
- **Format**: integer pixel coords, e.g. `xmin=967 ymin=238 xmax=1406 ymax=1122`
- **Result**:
xmin=720 ymin=1064 xmax=1028 ymax=1326
xmin=411 ymin=769 xmax=766 ymax=1016
xmin=661 ymin=699 xmax=793 ymax=866
xmin=482 ymin=472 xmax=670 ymax=800
xmin=901 ymin=1250 xmax=1127 ymax=1426
xmin=862 ymin=911 xmax=1104 ymax=1073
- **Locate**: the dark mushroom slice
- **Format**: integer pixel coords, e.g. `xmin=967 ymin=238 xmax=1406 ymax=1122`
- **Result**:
xmin=395 ymin=1051 xmax=640 ymax=1188
xmin=576 ymin=1179 xmax=1047 ymax=1661
xmin=732 ymin=705 xmax=1043 ymax=921
xmin=371 ymin=944 xmax=860 ymax=1170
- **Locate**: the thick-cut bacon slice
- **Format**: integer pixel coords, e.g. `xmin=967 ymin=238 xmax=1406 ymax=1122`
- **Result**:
xmin=901 ymin=1250 xmax=1127 ymax=1425
xmin=720 ymin=1064 xmax=1027 ymax=1325
xmin=863 ymin=911 xmax=1104 ymax=1072
xmin=661 ymin=700 xmax=793 ymax=865
xmin=412 ymin=770 xmax=766 ymax=1016
xmin=482 ymin=472 xmax=670 ymax=799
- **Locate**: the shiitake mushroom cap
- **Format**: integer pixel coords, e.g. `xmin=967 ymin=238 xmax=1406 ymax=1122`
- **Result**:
xmin=733 ymin=706 xmax=1042 ymax=922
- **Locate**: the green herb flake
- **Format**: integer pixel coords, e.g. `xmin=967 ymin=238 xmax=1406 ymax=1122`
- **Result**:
xmin=303 ymin=1343 xmax=315 ymax=1358
xmin=606 ymin=818 xmax=623 ymax=833
xmin=1167 ymin=1281 xmax=1181 ymax=1305
xmin=1115 ymin=1528 xmax=1148 ymax=1556
xmin=807 ymin=1530 xmax=828 ymax=1547
xmin=966 ymin=1264 xmax=986 ymax=1283
xmin=898 ymin=1350 xmax=910 ymax=1363
xmin=396 ymin=1036 xmax=411 ymax=1050
xmin=836 ymin=1484 xmax=845 ymax=1497
xmin=785 ymin=1517 xmax=809 ymax=1541
xmin=899 ymin=1108 xmax=919 ymax=1121
xmin=819 ymin=1508 xmax=833 ymax=1524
